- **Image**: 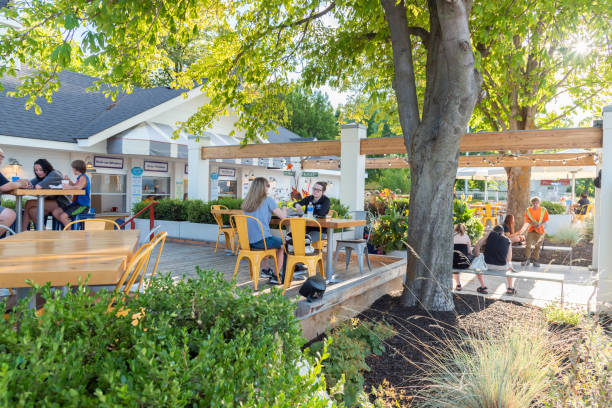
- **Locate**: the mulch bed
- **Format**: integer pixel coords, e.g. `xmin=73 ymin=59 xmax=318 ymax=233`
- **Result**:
xmin=511 ymin=240 xmax=592 ymax=266
xmin=358 ymin=293 xmax=586 ymax=407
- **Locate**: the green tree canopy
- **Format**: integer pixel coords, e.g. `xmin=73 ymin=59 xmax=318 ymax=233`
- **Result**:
xmin=280 ymin=87 xmax=338 ymax=140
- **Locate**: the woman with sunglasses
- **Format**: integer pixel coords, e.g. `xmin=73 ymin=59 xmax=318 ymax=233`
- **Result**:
xmin=294 ymin=181 xmax=331 ymax=242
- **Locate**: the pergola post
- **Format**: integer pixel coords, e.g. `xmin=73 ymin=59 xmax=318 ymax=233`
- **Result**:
xmin=188 ymin=136 xmax=210 ymax=201
xmin=598 ymin=105 xmax=612 ymax=311
xmin=340 ymin=123 xmax=366 ymax=211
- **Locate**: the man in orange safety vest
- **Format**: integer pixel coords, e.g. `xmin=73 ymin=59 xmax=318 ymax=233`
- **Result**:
xmin=520 ymin=196 xmax=549 ymax=267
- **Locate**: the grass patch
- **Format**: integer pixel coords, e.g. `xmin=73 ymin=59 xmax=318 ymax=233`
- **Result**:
xmin=418 ymin=322 xmax=561 ymax=407
xmin=549 ymin=225 xmax=584 ymax=245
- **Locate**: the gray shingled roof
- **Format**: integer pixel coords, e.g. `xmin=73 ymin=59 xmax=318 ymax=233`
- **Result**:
xmin=265 ymin=126 xmax=314 ymax=143
xmin=0 ymin=0 xmax=9 ymax=10
xmin=0 ymin=70 xmax=188 ymax=143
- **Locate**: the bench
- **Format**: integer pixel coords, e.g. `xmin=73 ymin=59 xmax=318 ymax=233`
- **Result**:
xmin=513 ymin=244 xmax=573 ymax=271
xmin=453 ymin=268 xmax=565 ymax=303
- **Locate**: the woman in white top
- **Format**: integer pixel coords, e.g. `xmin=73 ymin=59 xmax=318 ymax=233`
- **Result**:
xmin=453 ymin=223 xmax=487 ymax=293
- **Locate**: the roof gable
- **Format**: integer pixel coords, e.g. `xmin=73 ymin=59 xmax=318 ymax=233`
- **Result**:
xmin=0 ymin=69 xmax=188 ymax=143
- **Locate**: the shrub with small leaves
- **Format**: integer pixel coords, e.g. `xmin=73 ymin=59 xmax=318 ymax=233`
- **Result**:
xmin=543 ymin=302 xmax=583 ymax=326
xmin=0 ymin=269 xmax=334 ymax=407
xmin=309 ymin=319 xmax=396 ymax=407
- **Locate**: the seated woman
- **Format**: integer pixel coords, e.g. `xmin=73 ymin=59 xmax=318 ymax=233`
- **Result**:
xmin=502 ymin=214 xmax=525 ymax=244
xmin=52 ymin=160 xmax=91 ymax=227
xmin=474 ymin=225 xmax=516 ymax=295
xmin=242 ymin=177 xmax=287 ymax=284
xmin=452 ymin=223 xmax=487 ymax=294
xmin=21 ymin=159 xmax=69 ymax=231
xmin=293 ymin=181 xmax=330 ymax=242
xmin=575 ymin=193 xmax=590 ymax=214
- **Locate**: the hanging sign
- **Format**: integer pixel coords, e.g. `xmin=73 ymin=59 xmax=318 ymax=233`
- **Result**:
xmin=283 ymin=171 xmax=296 ymax=176
xmin=218 ymin=167 xmax=236 ymax=177
xmin=144 ymin=160 xmax=169 ymax=172
xmin=302 ymin=171 xmax=319 ymax=178
xmin=94 ymin=156 xmax=124 ymax=169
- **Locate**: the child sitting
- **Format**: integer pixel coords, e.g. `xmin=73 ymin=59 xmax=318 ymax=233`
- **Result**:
xmin=52 ymin=160 xmax=91 ymax=227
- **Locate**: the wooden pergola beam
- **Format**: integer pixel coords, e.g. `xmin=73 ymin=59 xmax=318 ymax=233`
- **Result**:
xmin=301 ymin=152 xmax=597 ymax=170
xmin=202 ymin=127 xmax=602 ymax=159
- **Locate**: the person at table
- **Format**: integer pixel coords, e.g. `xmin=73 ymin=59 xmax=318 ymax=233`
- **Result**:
xmin=0 ymin=148 xmax=29 ymax=235
xmin=452 ymin=223 xmax=488 ymax=293
xmin=293 ymin=181 xmax=331 ymax=242
xmin=474 ymin=225 xmax=516 ymax=295
xmin=574 ymin=193 xmax=590 ymax=215
xmin=502 ymin=214 xmax=525 ymax=244
xmin=21 ymin=159 xmax=70 ymax=231
xmin=519 ymin=196 xmax=549 ymax=268
xmin=51 ymin=160 xmax=91 ymax=227
xmin=242 ymin=177 xmax=287 ymax=283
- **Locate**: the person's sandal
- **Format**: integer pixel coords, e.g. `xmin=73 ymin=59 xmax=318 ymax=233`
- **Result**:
xmin=506 ymin=287 xmax=516 ymax=295
xmin=477 ymin=286 xmax=488 ymax=294
xmin=455 ymin=284 xmax=462 ymax=291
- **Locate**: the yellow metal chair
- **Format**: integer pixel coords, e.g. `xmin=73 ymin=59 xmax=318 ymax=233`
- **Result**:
xmin=480 ymin=204 xmax=498 ymax=228
xmin=280 ymin=218 xmax=325 ymax=295
xmin=108 ymin=243 xmax=154 ymax=311
xmin=231 ymin=215 xmax=279 ymax=291
xmin=138 ymin=231 xmax=167 ymax=292
xmin=63 ymin=219 xmax=120 ymax=231
xmin=573 ymin=204 xmax=594 ymax=223
xmin=211 ymin=205 xmax=237 ymax=254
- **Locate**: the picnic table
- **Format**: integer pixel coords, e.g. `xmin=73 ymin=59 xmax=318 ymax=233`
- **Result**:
xmin=1 ymin=229 xmax=140 ymax=309
xmin=7 ymin=188 xmax=85 ymax=232
xmin=214 ymin=209 xmax=366 ymax=282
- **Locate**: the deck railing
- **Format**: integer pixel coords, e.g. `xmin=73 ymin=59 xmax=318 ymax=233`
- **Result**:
xmin=119 ymin=201 xmax=158 ymax=240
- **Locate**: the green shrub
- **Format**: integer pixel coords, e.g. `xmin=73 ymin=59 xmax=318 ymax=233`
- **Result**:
xmin=541 ymin=200 xmax=565 ymax=215
xmin=309 ymin=319 xmax=396 ymax=407
xmin=419 ymin=322 xmax=561 ymax=408
xmin=133 ymin=198 xmax=243 ymax=224
xmin=329 ymin=197 xmax=350 ymax=218
xmin=452 ymin=198 xmax=476 ymax=224
xmin=370 ymin=209 xmax=409 ymax=253
xmin=542 ymin=302 xmax=582 ymax=326
xmin=465 ymin=217 xmax=484 ymax=243
xmin=0 ymin=270 xmax=334 ymax=407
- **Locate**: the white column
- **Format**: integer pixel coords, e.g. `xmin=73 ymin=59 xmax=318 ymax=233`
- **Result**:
xmin=598 ymin=105 xmax=612 ymax=311
xmin=188 ymin=136 xmax=210 ymax=201
xmin=592 ymin=162 xmax=601 ymax=270
xmin=340 ymin=123 xmax=366 ymax=211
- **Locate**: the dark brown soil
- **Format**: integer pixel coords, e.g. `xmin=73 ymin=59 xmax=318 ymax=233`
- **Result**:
xmin=511 ymin=239 xmax=592 ymax=266
xmin=358 ymin=293 xmax=585 ymax=407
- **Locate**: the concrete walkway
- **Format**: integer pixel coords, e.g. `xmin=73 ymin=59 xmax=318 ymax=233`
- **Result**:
xmin=454 ymin=261 xmax=599 ymax=311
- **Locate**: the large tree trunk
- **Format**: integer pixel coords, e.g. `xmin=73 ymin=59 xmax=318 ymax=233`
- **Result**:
xmin=382 ymin=0 xmax=481 ymax=311
xmin=506 ymin=166 xmax=531 ymax=231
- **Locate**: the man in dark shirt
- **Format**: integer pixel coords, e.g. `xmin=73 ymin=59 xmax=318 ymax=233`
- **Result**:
xmin=0 ymin=148 xmax=28 ymax=234
xmin=575 ymin=193 xmax=590 ymax=215
xmin=474 ymin=225 xmax=517 ymax=295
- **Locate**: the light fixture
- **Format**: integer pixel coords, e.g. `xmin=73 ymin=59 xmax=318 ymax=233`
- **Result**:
xmin=85 ymin=155 xmax=93 ymax=169
xmin=7 ymin=158 xmax=21 ymax=177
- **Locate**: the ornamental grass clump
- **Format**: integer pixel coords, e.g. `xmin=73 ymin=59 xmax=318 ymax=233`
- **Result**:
xmin=0 ymin=269 xmax=334 ymax=407
xmin=418 ymin=322 xmax=561 ymax=408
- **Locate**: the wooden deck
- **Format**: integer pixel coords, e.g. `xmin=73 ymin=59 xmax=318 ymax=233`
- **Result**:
xmin=152 ymin=239 xmax=401 ymax=297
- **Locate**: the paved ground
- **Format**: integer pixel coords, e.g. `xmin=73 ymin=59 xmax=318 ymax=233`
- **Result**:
xmin=152 ymin=241 xmax=599 ymax=310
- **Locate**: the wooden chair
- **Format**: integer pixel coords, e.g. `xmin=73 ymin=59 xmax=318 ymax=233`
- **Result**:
xmin=211 ymin=205 xmax=236 ymax=254
xmin=63 ymin=218 xmax=120 ymax=231
xmin=231 ymin=215 xmax=279 ymax=291
xmin=280 ymin=218 xmax=325 ymax=295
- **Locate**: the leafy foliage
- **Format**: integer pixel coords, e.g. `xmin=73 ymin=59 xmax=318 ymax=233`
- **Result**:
xmin=329 ymin=197 xmax=350 ymax=219
xmin=278 ymin=86 xmax=339 ymax=140
xmin=465 ymin=217 xmax=484 ymax=244
xmin=309 ymin=319 xmax=396 ymax=407
xmin=0 ymin=270 xmax=334 ymax=407
xmin=133 ymin=197 xmax=243 ymax=224
xmin=548 ymin=225 xmax=584 ymax=245
xmin=366 ymin=168 xmax=411 ymax=194
xmin=566 ymin=178 xmax=595 ymax=197
xmin=370 ymin=208 xmax=409 ymax=253
xmin=452 ymin=198 xmax=476 ymax=225
xmin=542 ymin=302 xmax=582 ymax=326
xmin=540 ymin=200 xmax=566 ymax=215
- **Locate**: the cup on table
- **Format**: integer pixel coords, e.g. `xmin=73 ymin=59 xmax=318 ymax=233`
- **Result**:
xmin=11 ymin=176 xmax=19 ymax=182
xmin=62 ymin=179 xmax=70 ymax=187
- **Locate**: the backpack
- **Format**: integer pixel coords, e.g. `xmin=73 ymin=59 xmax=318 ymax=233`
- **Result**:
xmin=285 ymin=233 xmax=315 ymax=255
xmin=452 ymin=243 xmax=471 ymax=269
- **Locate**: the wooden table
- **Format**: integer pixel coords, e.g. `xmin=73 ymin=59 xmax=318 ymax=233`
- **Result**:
xmin=1 ymin=230 xmax=139 ymax=308
xmin=218 ymin=208 xmax=366 ymax=282
xmin=7 ymin=189 xmax=85 ymax=232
